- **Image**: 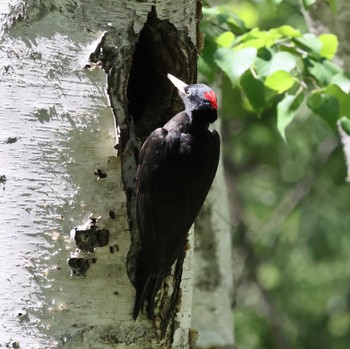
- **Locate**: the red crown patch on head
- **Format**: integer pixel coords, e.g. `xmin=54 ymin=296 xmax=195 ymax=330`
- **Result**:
xmin=204 ymin=90 xmax=218 ymax=110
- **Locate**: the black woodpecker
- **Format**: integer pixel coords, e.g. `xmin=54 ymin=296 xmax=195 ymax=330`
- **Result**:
xmin=133 ymin=73 xmax=220 ymax=320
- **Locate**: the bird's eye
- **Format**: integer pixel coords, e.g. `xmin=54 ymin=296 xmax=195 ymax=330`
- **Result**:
xmin=186 ymin=90 xmax=191 ymax=96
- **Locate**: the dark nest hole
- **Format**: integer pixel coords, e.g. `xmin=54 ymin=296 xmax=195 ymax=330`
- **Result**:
xmin=127 ymin=9 xmax=197 ymax=142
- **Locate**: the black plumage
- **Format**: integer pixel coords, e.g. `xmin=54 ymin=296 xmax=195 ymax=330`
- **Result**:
xmin=133 ymin=74 xmax=220 ymax=320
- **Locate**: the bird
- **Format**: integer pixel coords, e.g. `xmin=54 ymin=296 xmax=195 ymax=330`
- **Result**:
xmin=133 ymin=73 xmax=220 ymax=321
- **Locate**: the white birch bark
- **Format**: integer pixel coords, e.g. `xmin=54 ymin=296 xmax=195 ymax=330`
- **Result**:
xmin=0 ymin=1 xmax=136 ymax=347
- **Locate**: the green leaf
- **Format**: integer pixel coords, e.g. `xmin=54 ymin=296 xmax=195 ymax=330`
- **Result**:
xmin=255 ymin=51 xmax=298 ymax=77
xmin=237 ymin=28 xmax=282 ymax=50
xmin=240 ymin=70 xmax=266 ymax=115
xmin=215 ymin=31 xmax=235 ymax=48
xmin=305 ymin=59 xmax=342 ymax=86
xmin=264 ymin=70 xmax=295 ymax=94
xmin=326 ymin=0 xmax=336 ymax=12
xmin=295 ymin=33 xmax=322 ymax=56
xmin=214 ymin=47 xmax=257 ymax=85
xmin=257 ymin=263 xmax=281 ymax=290
xmin=303 ymin=0 xmax=317 ymax=7
xmin=233 ymin=2 xmax=259 ymax=29
xmin=277 ymin=93 xmax=305 ymax=141
xmin=331 ymin=73 xmax=350 ymax=94
xmin=325 ymin=84 xmax=350 ymax=120
xmin=339 ymin=116 xmax=350 ymax=135
xmin=199 ymin=37 xmax=218 ymax=82
xmin=274 ymin=25 xmax=301 ymax=38
xmin=319 ymin=34 xmax=338 ymax=59
xmin=202 ymin=6 xmax=247 ymax=35
xmin=307 ymin=91 xmax=339 ymax=128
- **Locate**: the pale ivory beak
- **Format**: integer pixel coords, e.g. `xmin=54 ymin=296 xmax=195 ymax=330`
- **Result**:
xmin=167 ymin=73 xmax=188 ymax=94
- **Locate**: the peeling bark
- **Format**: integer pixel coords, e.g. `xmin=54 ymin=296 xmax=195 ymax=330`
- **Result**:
xmin=0 ymin=0 xmax=199 ymax=347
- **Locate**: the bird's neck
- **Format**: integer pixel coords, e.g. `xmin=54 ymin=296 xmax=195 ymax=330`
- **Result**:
xmin=187 ymin=109 xmax=215 ymax=132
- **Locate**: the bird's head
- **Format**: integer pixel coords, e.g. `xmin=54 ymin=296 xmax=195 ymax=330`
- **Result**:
xmin=167 ymin=74 xmax=218 ymax=123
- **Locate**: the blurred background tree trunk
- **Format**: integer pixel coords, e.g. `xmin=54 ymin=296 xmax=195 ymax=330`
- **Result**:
xmin=193 ymin=123 xmax=234 ymax=349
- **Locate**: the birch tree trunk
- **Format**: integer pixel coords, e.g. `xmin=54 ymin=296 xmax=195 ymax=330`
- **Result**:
xmin=0 ymin=0 xmax=233 ymax=348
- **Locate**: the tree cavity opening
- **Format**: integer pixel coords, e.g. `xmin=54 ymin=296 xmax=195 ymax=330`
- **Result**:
xmin=127 ymin=8 xmax=197 ymax=142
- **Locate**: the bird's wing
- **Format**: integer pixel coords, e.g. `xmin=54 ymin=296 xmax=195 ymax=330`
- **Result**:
xmin=185 ymin=129 xmax=220 ymax=231
xmin=137 ymin=127 xmax=185 ymax=273
xmin=136 ymin=127 xmax=220 ymax=274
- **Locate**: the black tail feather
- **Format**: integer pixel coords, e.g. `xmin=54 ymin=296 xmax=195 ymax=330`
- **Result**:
xmin=160 ymin=248 xmax=185 ymax=337
xmin=133 ymin=249 xmax=185 ymax=323
xmin=133 ymin=274 xmax=165 ymax=320
xmin=146 ymin=275 xmax=163 ymax=319
xmin=133 ymin=251 xmax=147 ymax=320
xmin=133 ymin=251 xmax=165 ymax=320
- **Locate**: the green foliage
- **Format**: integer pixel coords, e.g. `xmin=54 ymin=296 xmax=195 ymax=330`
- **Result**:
xmin=200 ymin=5 xmax=350 ymax=139
xmin=306 ymin=91 xmax=339 ymax=128
xmin=339 ymin=116 xmax=350 ymax=135
xmin=303 ymin=0 xmax=317 ymax=6
xmin=302 ymin=0 xmax=337 ymax=12
xmin=199 ymin=2 xmax=350 ymax=349
xmin=277 ymin=93 xmax=304 ymax=140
